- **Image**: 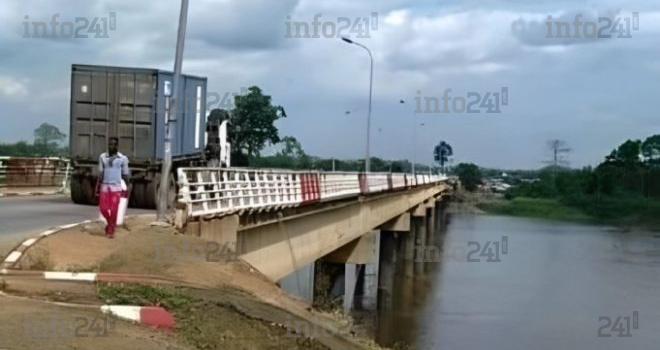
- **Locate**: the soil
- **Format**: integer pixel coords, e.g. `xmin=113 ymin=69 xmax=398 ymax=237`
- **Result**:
xmin=0 ymin=292 xmax=192 ymax=350
xmin=11 ymin=216 xmax=388 ymax=350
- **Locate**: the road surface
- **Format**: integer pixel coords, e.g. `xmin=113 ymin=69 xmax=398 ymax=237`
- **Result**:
xmin=0 ymin=195 xmax=152 ymax=255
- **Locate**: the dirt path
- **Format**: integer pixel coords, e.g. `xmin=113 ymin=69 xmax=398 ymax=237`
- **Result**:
xmin=11 ymin=216 xmax=384 ymax=350
xmin=0 ymin=293 xmax=191 ymax=350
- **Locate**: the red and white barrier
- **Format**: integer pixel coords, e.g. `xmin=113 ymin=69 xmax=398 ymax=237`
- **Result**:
xmin=101 ymin=305 xmax=175 ymax=329
xmin=177 ymin=167 xmax=447 ymax=221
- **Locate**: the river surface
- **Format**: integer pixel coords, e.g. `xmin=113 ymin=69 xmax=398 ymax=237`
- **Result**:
xmin=376 ymin=213 xmax=660 ymax=350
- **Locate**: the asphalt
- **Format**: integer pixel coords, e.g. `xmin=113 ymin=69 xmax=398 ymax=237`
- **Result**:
xmin=0 ymin=195 xmax=153 ymax=256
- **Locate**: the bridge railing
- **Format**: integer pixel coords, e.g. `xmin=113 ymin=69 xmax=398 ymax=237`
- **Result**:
xmin=177 ymin=167 xmax=448 ymax=220
xmin=0 ymin=157 xmax=70 ymax=188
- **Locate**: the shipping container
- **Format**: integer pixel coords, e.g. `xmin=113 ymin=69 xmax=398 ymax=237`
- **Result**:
xmin=70 ymin=64 xmax=207 ymax=161
xmin=69 ymin=64 xmax=210 ymax=207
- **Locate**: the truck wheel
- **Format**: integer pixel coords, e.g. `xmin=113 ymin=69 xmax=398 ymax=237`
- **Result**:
xmin=83 ymin=177 xmax=98 ymax=205
xmin=71 ymin=178 xmax=85 ymax=204
xmin=131 ymin=182 xmax=146 ymax=208
xmin=72 ymin=177 xmax=96 ymax=205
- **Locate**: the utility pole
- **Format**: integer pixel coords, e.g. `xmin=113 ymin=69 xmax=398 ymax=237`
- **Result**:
xmin=157 ymin=0 xmax=189 ymax=221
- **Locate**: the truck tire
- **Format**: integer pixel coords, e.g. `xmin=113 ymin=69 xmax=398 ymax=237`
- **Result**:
xmin=71 ymin=177 xmax=96 ymax=205
xmin=131 ymin=182 xmax=147 ymax=208
xmin=83 ymin=177 xmax=98 ymax=206
xmin=71 ymin=178 xmax=85 ymax=204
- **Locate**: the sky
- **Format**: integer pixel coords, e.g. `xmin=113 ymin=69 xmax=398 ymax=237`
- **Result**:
xmin=0 ymin=0 xmax=658 ymax=169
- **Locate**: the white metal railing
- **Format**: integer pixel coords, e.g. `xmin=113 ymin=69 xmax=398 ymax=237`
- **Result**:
xmin=177 ymin=167 xmax=448 ymax=220
xmin=319 ymin=172 xmax=360 ymax=201
xmin=0 ymin=157 xmax=70 ymax=189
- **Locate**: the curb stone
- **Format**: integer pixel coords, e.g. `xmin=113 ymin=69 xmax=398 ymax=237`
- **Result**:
xmin=1 ymin=220 xmax=94 ymax=269
xmin=102 ymin=305 xmax=176 ymax=329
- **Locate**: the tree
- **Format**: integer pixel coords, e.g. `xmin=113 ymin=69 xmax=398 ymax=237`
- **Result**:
xmin=454 ymin=163 xmax=482 ymax=191
xmin=641 ymin=135 xmax=660 ymax=166
xmin=604 ymin=139 xmax=642 ymax=166
xmin=278 ymin=136 xmax=306 ymax=158
xmin=33 ymin=123 xmax=66 ymax=156
xmin=228 ymin=86 xmax=287 ymax=166
xmin=34 ymin=123 xmax=66 ymax=146
xmin=434 ymin=141 xmax=453 ymax=172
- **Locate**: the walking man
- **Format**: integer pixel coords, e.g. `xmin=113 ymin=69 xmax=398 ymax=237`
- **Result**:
xmin=98 ymin=137 xmax=130 ymax=239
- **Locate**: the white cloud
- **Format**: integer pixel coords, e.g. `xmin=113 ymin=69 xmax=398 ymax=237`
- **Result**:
xmin=0 ymin=76 xmax=29 ymax=97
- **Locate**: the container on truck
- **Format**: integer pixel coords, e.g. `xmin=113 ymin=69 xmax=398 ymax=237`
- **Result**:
xmin=69 ymin=64 xmax=229 ymax=208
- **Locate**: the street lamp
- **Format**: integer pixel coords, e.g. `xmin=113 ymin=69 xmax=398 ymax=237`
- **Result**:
xmin=400 ymin=99 xmax=425 ymax=175
xmin=341 ymin=37 xmax=373 ymax=173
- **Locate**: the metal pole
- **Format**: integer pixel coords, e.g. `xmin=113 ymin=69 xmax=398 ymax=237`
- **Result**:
xmin=365 ymin=47 xmax=373 ymax=173
xmin=340 ymin=38 xmax=372 ymax=173
xmin=157 ymin=0 xmax=189 ymax=221
xmin=412 ymin=122 xmax=416 ymax=176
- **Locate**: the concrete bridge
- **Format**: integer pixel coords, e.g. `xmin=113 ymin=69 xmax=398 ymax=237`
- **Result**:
xmin=175 ymin=168 xmax=453 ymax=312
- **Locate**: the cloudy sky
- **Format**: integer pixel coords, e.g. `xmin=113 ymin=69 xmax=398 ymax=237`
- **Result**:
xmin=0 ymin=0 xmax=658 ymax=169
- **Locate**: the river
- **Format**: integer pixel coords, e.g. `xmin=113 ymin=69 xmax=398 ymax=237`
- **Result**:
xmin=376 ymin=213 xmax=660 ymax=349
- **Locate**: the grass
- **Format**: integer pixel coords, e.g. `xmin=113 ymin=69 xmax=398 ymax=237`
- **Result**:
xmin=478 ymin=197 xmax=593 ymax=222
xmin=479 ymin=195 xmax=660 ymax=230
xmin=96 ymin=283 xmax=340 ymax=350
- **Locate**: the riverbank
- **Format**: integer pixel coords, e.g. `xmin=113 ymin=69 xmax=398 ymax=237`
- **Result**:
xmin=476 ymin=195 xmax=660 ymax=233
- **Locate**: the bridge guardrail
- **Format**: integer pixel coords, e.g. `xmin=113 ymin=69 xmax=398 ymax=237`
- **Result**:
xmin=177 ymin=167 xmax=447 ymax=221
xmin=0 ymin=157 xmax=70 ymax=189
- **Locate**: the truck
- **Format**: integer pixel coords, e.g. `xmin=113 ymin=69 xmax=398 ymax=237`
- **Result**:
xmin=69 ymin=64 xmax=230 ymax=208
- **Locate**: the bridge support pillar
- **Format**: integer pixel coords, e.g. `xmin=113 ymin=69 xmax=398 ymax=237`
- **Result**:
xmin=378 ymin=231 xmax=398 ymax=311
xmin=361 ymin=231 xmax=380 ymax=311
xmin=411 ymin=204 xmax=427 ymax=275
xmin=343 ymin=263 xmax=358 ymax=313
xmin=413 ymin=216 xmax=427 ymax=275
xmin=424 ymin=203 xmax=436 ymax=273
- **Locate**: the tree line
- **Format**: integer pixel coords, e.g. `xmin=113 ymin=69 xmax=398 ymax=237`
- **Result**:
xmin=0 ymin=123 xmax=68 ymax=157
xmin=506 ymin=135 xmax=660 ymax=221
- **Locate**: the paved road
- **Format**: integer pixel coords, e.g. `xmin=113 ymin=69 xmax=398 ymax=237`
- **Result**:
xmin=0 ymin=195 xmax=153 ymax=254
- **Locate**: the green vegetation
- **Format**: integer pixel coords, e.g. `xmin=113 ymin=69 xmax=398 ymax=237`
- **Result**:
xmin=453 ymin=163 xmax=482 ymax=191
xmin=224 ymin=86 xmax=287 ymax=166
xmin=484 ymin=134 xmax=660 ymax=230
xmin=478 ymin=197 xmax=591 ymax=222
xmin=0 ymin=123 xmax=68 ymax=157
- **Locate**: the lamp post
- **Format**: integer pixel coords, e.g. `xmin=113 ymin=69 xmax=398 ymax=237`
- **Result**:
xmin=400 ymin=100 xmax=424 ymax=175
xmin=157 ymin=0 xmax=189 ymax=221
xmin=341 ymin=37 xmax=373 ymax=173
xmin=412 ymin=122 xmax=425 ymax=175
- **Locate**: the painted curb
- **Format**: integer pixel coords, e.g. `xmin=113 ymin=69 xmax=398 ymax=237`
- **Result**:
xmin=101 ymin=305 xmax=175 ymax=329
xmin=0 ymin=190 xmax=63 ymax=197
xmin=0 ymin=270 xmax=183 ymax=286
xmin=0 ymin=219 xmax=93 ymax=269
